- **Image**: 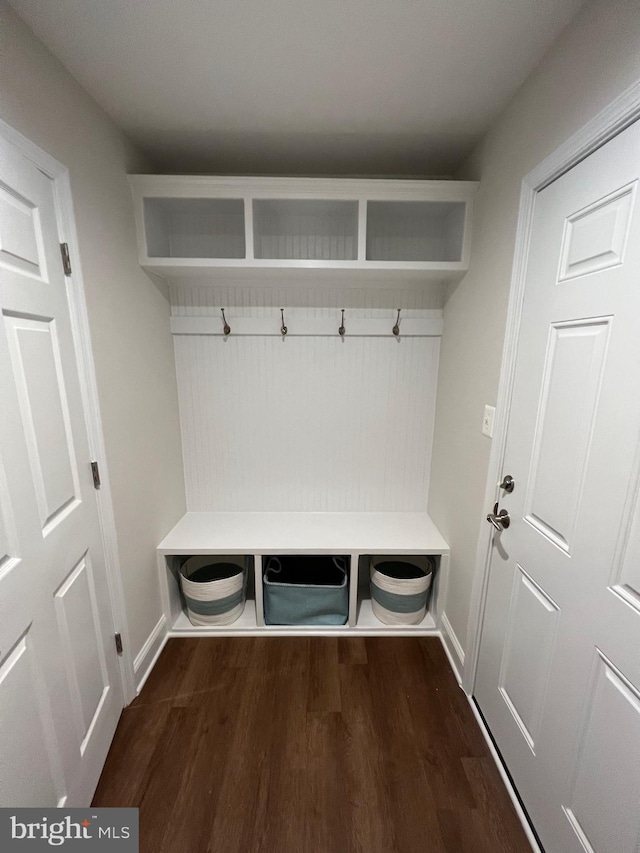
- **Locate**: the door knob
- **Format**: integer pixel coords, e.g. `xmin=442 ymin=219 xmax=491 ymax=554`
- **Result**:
xmin=487 ymin=502 xmax=510 ymax=531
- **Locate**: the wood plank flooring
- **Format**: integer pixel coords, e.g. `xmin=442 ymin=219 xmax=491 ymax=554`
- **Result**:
xmin=93 ymin=638 xmax=532 ymax=853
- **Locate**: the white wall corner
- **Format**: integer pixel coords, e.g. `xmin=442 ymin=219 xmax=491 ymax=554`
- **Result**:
xmin=439 ymin=611 xmax=465 ymax=684
xmin=133 ymin=614 xmax=169 ymax=695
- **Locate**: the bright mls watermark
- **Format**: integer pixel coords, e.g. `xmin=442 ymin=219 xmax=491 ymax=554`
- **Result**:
xmin=0 ymin=809 xmax=138 ymax=850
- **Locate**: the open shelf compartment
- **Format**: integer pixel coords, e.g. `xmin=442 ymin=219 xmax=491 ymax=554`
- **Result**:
xmin=253 ymin=198 xmax=358 ymax=260
xmin=262 ymin=554 xmax=350 ymax=627
xmin=366 ymin=200 xmax=466 ymax=262
xmin=144 ymin=197 xmax=245 ymax=258
xmin=163 ymin=553 xmax=258 ymax=632
xmin=355 ymin=554 xmax=439 ymax=631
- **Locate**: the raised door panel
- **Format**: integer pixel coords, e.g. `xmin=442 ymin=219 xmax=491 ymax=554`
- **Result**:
xmin=0 ymin=179 xmax=47 ymax=281
xmin=524 ymin=318 xmax=611 ymax=554
xmin=614 ymin=479 xmax=640 ymax=615
xmin=558 ymin=183 xmax=635 ymax=282
xmin=3 ymin=314 xmax=81 ymax=536
xmin=498 ymin=566 xmax=560 ymax=751
xmin=0 ymin=454 xmax=19 ymax=578
xmin=562 ymin=652 xmax=640 ymax=853
xmin=53 ymin=555 xmax=110 ymax=755
xmin=0 ymin=631 xmax=64 ymax=807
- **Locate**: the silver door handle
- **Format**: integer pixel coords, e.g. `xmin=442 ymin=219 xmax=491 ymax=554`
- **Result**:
xmin=487 ymin=502 xmax=510 ymax=531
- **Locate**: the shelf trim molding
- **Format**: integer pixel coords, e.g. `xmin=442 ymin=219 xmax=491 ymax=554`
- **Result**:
xmin=129 ymin=173 xmax=478 ymax=200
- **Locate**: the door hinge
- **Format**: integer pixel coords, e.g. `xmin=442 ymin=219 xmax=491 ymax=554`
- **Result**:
xmin=90 ymin=460 xmax=101 ymax=489
xmin=60 ymin=242 xmax=72 ymax=275
xmin=115 ymin=633 xmax=123 ymax=656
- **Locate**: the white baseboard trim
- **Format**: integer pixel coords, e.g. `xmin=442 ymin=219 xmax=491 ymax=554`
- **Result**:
xmin=438 ymin=626 xmax=462 ymax=684
xmin=440 ymin=611 xmax=465 ymax=683
xmin=467 ymin=697 xmax=542 ymax=853
xmin=133 ymin=614 xmax=168 ymax=694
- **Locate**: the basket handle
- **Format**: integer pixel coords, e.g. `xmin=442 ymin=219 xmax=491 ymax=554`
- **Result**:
xmin=332 ymin=556 xmax=347 ymax=579
xmin=264 ymin=556 xmax=282 ymax=581
xmin=264 ymin=556 xmax=347 ymax=581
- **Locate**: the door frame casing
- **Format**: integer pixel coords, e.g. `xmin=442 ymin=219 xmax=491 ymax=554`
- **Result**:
xmin=0 ymin=117 xmax=136 ymax=704
xmin=463 ymin=77 xmax=640 ymax=696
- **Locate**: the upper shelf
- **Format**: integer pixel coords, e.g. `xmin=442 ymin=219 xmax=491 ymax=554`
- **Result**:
xmin=129 ymin=176 xmax=478 ymax=283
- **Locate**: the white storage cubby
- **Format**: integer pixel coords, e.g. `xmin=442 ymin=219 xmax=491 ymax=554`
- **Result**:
xmin=366 ymin=200 xmax=466 ymax=262
xmin=129 ymin=175 xmax=477 ymax=282
xmin=158 ymin=512 xmax=449 ymax=637
xmin=355 ymin=554 xmax=439 ymax=628
xmin=143 ymin=197 xmax=245 ymax=258
xmin=253 ymin=199 xmax=358 ymax=260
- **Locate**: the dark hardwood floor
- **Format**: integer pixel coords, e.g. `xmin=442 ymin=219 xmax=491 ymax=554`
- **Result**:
xmin=93 ymin=638 xmax=532 ymax=853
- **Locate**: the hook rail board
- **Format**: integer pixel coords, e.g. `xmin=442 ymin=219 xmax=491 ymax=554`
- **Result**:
xmin=170 ymin=316 xmax=444 ymax=337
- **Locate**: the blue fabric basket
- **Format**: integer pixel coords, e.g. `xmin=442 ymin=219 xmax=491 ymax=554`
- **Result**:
xmin=263 ymin=556 xmax=349 ymax=626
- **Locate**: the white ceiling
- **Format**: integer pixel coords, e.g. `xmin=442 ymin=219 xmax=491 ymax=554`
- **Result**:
xmin=9 ymin=0 xmax=585 ymax=175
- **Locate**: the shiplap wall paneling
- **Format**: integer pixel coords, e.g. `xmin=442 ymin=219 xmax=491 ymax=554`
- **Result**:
xmin=170 ymin=282 xmax=446 ymax=312
xmin=366 ymin=201 xmax=466 ymax=262
xmin=253 ymin=200 xmax=358 ymax=260
xmin=144 ymin=198 xmax=246 ymax=258
xmin=174 ymin=333 xmax=440 ymax=512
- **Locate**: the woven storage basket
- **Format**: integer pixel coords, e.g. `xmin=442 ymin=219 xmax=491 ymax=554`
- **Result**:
xmin=263 ymin=555 xmax=349 ymax=626
xmin=370 ymin=555 xmax=434 ymax=625
xmin=179 ymin=555 xmax=246 ymax=626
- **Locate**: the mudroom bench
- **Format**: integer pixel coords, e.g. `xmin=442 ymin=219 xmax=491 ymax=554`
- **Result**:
xmin=157 ymin=512 xmax=450 ymax=637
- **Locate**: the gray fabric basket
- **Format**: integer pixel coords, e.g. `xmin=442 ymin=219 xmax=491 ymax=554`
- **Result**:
xmin=263 ymin=556 xmax=348 ymax=626
xmin=179 ymin=555 xmax=247 ymax=626
xmin=370 ymin=555 xmax=434 ymax=625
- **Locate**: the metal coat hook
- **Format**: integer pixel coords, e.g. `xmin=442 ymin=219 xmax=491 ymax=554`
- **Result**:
xmin=221 ymin=308 xmax=230 ymax=336
xmin=392 ymin=308 xmax=401 ymax=337
xmin=338 ymin=309 xmax=345 ymax=338
xmin=280 ymin=308 xmax=288 ymax=337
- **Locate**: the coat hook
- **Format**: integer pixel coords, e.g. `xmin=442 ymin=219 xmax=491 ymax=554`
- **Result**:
xmin=221 ymin=308 xmax=230 ymax=336
xmin=338 ymin=309 xmax=346 ymax=337
xmin=392 ymin=308 xmax=401 ymax=337
xmin=280 ymin=308 xmax=288 ymax=337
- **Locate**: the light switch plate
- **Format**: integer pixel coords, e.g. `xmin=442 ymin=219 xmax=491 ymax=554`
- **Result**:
xmin=482 ymin=405 xmax=496 ymax=438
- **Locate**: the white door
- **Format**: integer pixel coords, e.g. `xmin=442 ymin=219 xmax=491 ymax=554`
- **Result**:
xmin=475 ymin=119 xmax=640 ymax=853
xmin=0 ymin=135 xmax=123 ymax=806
